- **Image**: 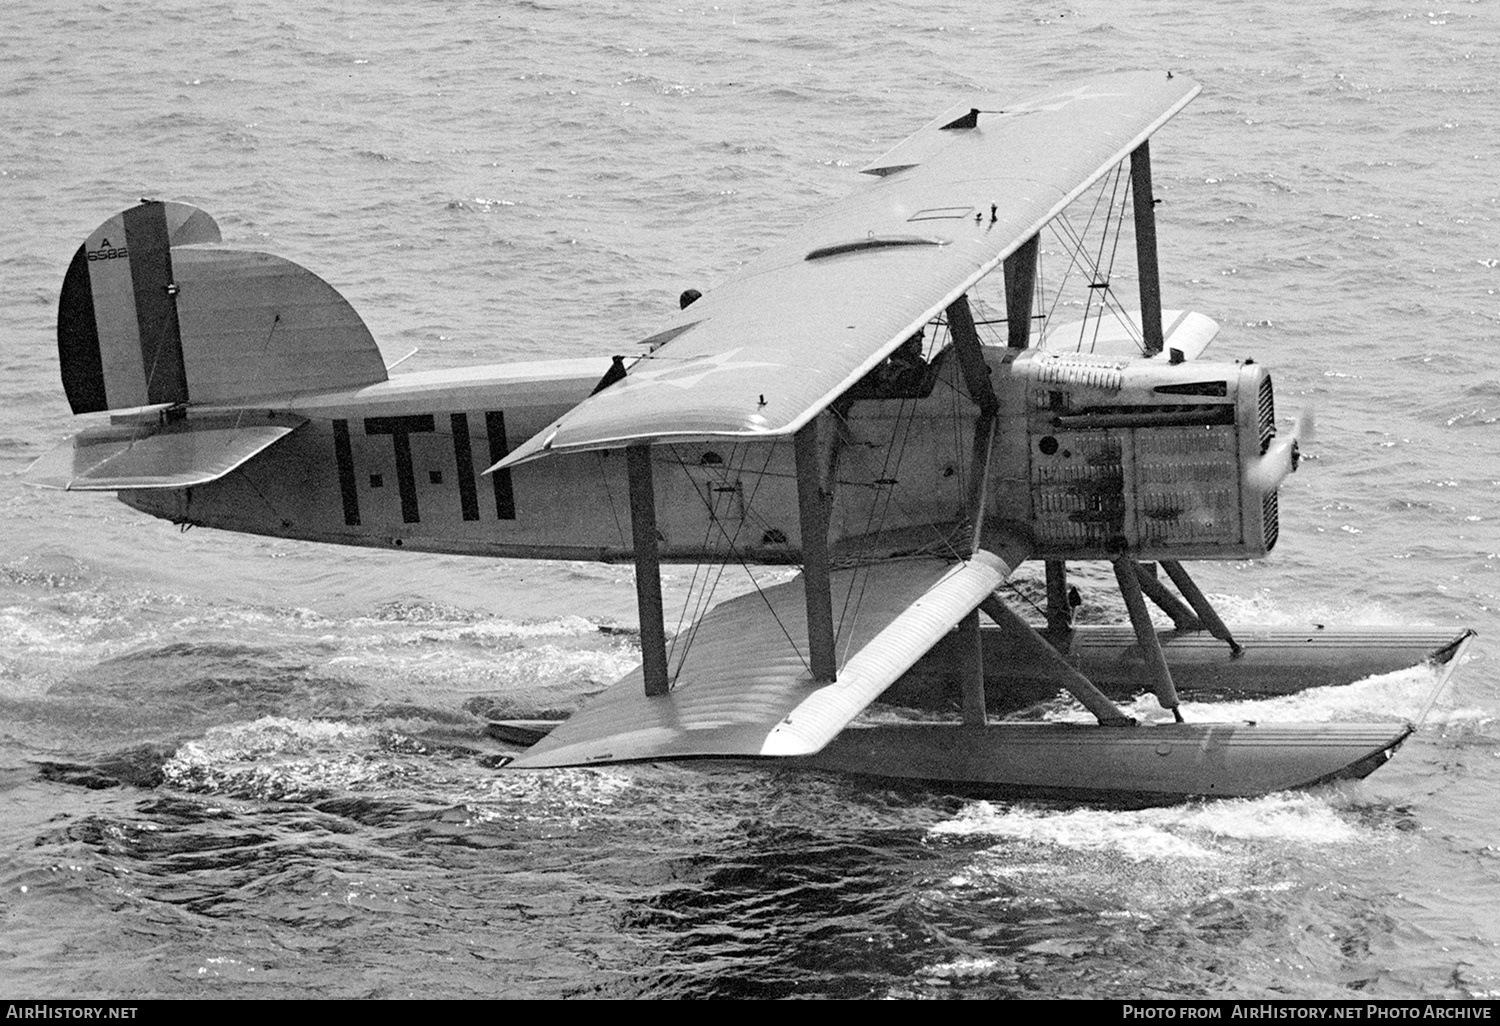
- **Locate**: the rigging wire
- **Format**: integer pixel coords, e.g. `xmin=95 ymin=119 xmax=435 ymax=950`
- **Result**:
xmin=594 ymin=450 xmax=629 ymax=550
xmin=945 ymin=317 xmax=967 ymax=511
xmin=1041 ymin=166 xmax=1118 ymax=339
xmin=832 ymin=390 xmax=916 ymax=661
xmin=670 ymin=436 xmax=772 ymax=669
xmin=1043 ymin=164 xmax=1150 ymax=355
xmin=665 ymin=444 xmax=738 ymax=669
xmin=664 ymin=438 xmax=811 ymax=677
xmin=665 ymin=444 xmax=728 ymax=669
xmin=831 ymin=335 xmax=978 ymax=667
xmin=1002 ymin=575 xmax=1050 ymax=622
xmin=1078 ymin=164 xmax=1126 ymax=351
xmin=835 ymin=373 xmax=974 ymax=567
xmin=1085 ymin=167 xmax=1138 ymax=353
xmin=1098 ymin=174 xmax=1134 ymax=349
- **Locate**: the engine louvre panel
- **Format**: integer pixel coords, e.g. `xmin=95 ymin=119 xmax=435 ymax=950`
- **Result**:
xmin=1029 ymin=432 xmax=1125 ymax=550
xmin=1132 ymin=425 xmax=1241 ymax=545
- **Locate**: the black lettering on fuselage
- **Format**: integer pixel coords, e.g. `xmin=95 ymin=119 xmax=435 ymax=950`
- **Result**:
xmin=332 ymin=411 xmax=516 ymax=525
xmin=451 ymin=412 xmax=480 ymax=521
xmin=485 ymin=411 xmax=516 ymax=520
xmin=332 ymin=419 xmax=360 ymax=525
xmin=364 ymin=415 xmax=436 ymax=524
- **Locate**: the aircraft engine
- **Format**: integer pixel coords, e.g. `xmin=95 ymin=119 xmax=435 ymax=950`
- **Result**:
xmin=988 ymin=348 xmax=1283 ymax=561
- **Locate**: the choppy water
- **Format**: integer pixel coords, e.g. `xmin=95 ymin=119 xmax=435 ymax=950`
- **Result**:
xmin=1 ymin=0 xmax=1498 ymax=1000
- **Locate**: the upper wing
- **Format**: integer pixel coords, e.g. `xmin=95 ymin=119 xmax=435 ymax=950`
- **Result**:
xmin=496 ymin=71 xmax=1199 ymax=470
xmin=509 ymin=550 xmax=1009 ymax=768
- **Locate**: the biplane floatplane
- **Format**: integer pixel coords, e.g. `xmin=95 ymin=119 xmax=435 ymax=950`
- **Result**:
xmin=28 ymin=72 xmax=1473 ymax=802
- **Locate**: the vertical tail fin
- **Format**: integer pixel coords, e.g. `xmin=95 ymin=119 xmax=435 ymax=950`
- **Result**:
xmin=58 ymin=200 xmax=388 ymax=413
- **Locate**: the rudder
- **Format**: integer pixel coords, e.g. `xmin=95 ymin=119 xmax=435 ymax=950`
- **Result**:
xmin=60 ymin=200 xmax=219 ymax=413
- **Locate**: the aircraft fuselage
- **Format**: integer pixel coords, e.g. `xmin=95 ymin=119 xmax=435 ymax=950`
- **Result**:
xmin=120 ymin=339 xmax=1278 ymax=567
xmin=121 ymin=353 xmax=974 ymax=565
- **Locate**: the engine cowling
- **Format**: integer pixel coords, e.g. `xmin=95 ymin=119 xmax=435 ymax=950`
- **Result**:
xmin=988 ymin=347 xmax=1281 ymax=561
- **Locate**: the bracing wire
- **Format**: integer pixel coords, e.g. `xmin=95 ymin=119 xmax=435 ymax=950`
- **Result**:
xmin=664 ymin=438 xmax=812 ymax=677
xmin=665 ymin=444 xmax=728 ymax=669
xmin=1042 ymin=163 xmax=1150 ymax=355
xmin=595 ymin=451 xmax=629 ymax=550
xmin=831 ymin=335 xmax=978 ymax=668
xmin=1041 ymin=165 xmax=1119 ymax=337
xmin=833 ymin=390 xmax=918 ymax=659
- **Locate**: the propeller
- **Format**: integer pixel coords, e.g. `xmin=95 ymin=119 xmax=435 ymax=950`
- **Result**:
xmin=1245 ymin=408 xmax=1315 ymax=495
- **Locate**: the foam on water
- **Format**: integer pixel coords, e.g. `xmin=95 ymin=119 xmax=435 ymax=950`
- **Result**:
xmin=1026 ymin=661 xmax=1468 ymax=729
xmin=1177 ymin=665 xmax=1447 ymax=724
xmin=931 ymin=791 xmax=1363 ymax=860
xmin=902 ymin=785 xmax=1414 ymax=998
xmin=161 ymin=714 xmax=636 ymax=810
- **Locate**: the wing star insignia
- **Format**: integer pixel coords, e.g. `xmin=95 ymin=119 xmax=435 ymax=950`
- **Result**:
xmin=999 ymin=85 xmax=1130 ymax=117
xmin=618 ymin=346 xmax=782 ymax=392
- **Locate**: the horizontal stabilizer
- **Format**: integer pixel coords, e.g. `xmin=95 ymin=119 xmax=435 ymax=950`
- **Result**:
xmin=59 ymin=200 xmax=388 ymax=413
xmin=22 ymin=411 xmax=304 ymax=491
xmin=509 ymin=551 xmax=1010 ymax=768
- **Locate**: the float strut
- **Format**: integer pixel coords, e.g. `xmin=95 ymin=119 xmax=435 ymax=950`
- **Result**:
xmin=1044 ymin=560 xmax=1073 ymax=640
xmin=626 ymin=445 xmax=670 ymax=697
xmin=965 ymin=416 xmax=997 ymax=554
xmin=978 ymin=595 xmax=1134 ymax=726
xmin=1161 ymin=560 xmax=1242 ymax=655
xmin=1113 ymin=556 xmax=1183 ymax=720
xmin=1134 ymin=562 xmax=1203 ymax=632
xmin=794 ymin=422 xmax=837 ymax=683
xmin=954 ymin=610 xmax=987 ymax=726
xmin=941 ymin=298 xmax=997 ymax=719
xmin=945 ymin=294 xmax=1000 ymax=553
